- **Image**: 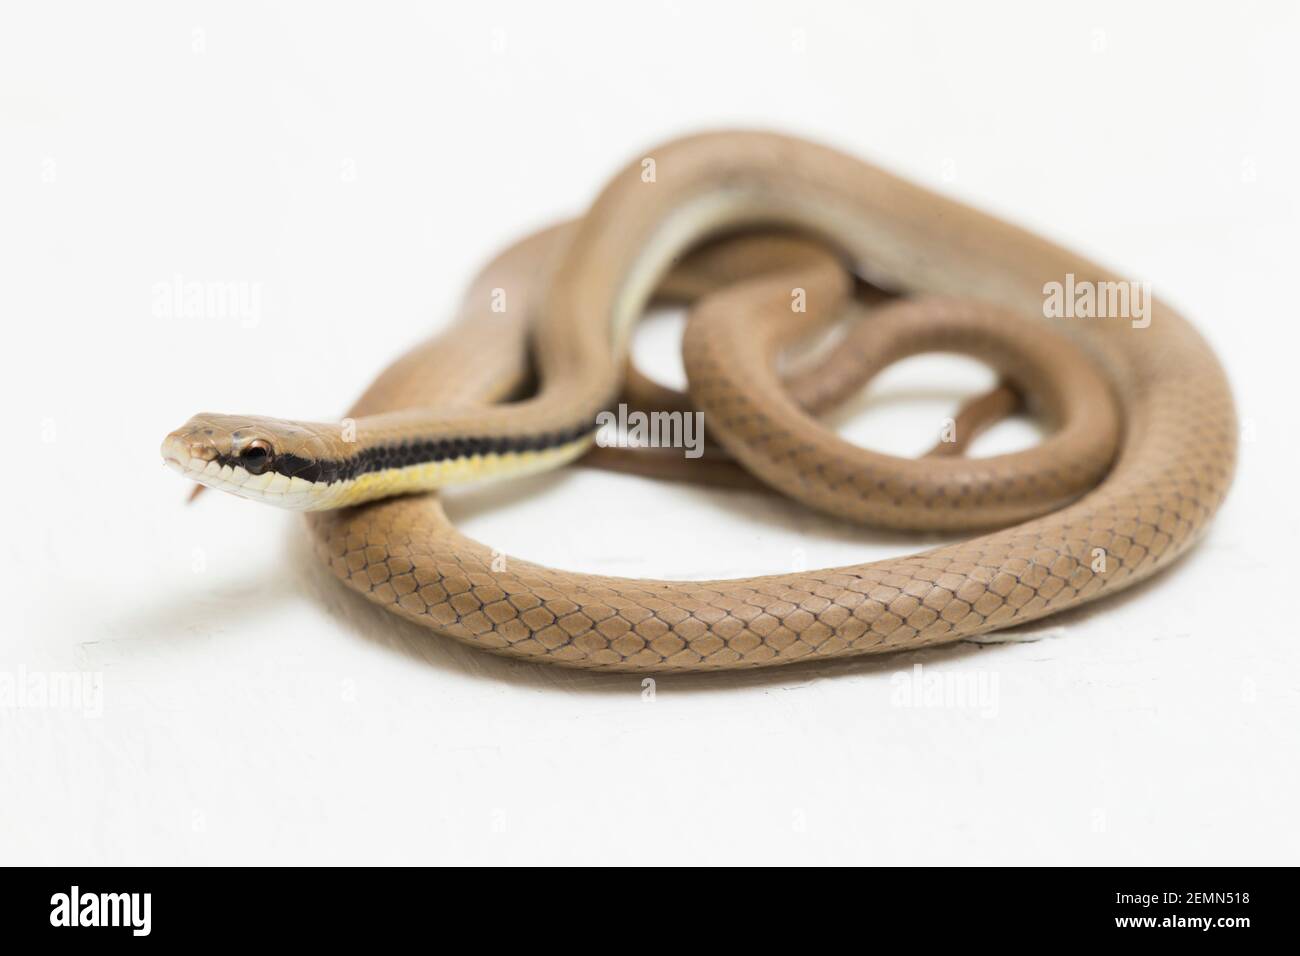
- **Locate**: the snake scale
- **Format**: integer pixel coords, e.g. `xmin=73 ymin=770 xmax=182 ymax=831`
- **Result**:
xmin=162 ymin=131 xmax=1237 ymax=672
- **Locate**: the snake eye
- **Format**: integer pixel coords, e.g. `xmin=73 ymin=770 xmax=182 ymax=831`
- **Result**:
xmin=239 ymin=439 xmax=274 ymax=475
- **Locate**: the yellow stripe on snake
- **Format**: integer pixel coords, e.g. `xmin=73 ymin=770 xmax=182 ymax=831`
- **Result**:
xmin=162 ymin=131 xmax=1236 ymax=671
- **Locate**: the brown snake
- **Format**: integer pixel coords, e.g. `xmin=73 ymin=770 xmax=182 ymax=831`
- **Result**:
xmin=162 ymin=131 xmax=1237 ymax=671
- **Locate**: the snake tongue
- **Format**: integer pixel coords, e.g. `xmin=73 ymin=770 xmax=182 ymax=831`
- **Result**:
xmin=186 ymin=483 xmax=207 ymax=504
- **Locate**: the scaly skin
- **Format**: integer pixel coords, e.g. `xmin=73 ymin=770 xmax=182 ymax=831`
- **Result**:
xmin=291 ymin=132 xmax=1235 ymax=672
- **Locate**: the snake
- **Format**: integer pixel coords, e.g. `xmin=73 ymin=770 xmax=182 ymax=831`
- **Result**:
xmin=161 ymin=131 xmax=1237 ymax=672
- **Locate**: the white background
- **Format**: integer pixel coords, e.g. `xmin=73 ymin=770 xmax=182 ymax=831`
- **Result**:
xmin=3 ymin=2 xmax=1298 ymax=865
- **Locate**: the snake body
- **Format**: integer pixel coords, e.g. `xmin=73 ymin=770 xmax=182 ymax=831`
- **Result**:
xmin=163 ymin=132 xmax=1236 ymax=671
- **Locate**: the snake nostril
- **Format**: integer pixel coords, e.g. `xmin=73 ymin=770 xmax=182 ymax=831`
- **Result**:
xmin=188 ymin=441 xmax=218 ymax=462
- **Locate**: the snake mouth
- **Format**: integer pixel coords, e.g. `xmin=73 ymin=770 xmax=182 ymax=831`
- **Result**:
xmin=160 ymin=434 xmax=233 ymax=490
xmin=160 ymin=435 xmax=199 ymax=476
xmin=161 ymin=431 xmax=260 ymax=485
xmin=160 ymin=433 xmax=328 ymax=510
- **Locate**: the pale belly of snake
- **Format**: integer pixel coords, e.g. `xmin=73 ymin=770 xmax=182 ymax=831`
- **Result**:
xmin=168 ymin=132 xmax=1238 ymax=672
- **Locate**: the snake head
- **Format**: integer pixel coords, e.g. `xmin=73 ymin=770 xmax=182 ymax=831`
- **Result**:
xmin=161 ymin=413 xmax=340 ymax=509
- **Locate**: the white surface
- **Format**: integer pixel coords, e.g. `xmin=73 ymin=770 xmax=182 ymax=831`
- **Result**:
xmin=3 ymin=2 xmax=1298 ymax=865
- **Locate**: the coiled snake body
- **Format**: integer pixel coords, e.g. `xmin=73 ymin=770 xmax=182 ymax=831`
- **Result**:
xmin=162 ymin=132 xmax=1236 ymax=671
